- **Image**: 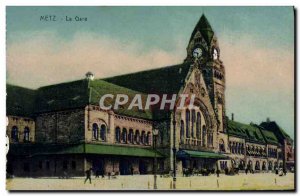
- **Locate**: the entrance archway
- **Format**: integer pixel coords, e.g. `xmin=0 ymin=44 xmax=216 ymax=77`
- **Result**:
xmin=139 ymin=160 xmax=147 ymax=174
xmin=119 ymin=159 xmax=131 ymax=175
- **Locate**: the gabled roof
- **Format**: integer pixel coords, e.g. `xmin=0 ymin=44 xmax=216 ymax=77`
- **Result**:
xmin=260 ymin=121 xmax=291 ymax=140
xmin=89 ymin=79 xmax=152 ymax=120
xmin=6 ymin=84 xmax=36 ymax=117
xmin=227 ymin=120 xmax=249 ymax=138
xmin=189 ymin=14 xmax=215 ymax=45
xmin=104 ymin=63 xmax=191 ymax=95
xmin=227 ymin=120 xmax=266 ymax=144
xmin=259 ymin=127 xmax=279 ymax=145
xmin=35 ymin=79 xmax=89 ymax=113
xmin=7 ymin=79 xmax=153 ymax=120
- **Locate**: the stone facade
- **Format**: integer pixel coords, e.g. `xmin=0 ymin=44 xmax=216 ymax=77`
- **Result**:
xmin=7 ymin=116 xmax=35 ymax=143
xmin=35 ymin=109 xmax=85 ymax=143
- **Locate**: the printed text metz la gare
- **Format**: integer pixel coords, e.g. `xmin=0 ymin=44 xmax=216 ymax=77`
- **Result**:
xmin=40 ymin=15 xmax=87 ymax=22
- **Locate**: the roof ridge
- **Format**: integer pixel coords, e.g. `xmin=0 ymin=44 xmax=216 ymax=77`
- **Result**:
xmin=90 ymin=79 xmax=146 ymax=95
xmin=6 ymin=83 xmax=36 ymax=91
xmin=102 ymin=63 xmax=188 ymax=81
xmin=37 ymin=79 xmax=87 ymax=90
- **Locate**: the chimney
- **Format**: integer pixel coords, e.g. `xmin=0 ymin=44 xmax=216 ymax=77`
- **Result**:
xmin=266 ymin=117 xmax=270 ymax=122
xmin=231 ymin=113 xmax=234 ymax=121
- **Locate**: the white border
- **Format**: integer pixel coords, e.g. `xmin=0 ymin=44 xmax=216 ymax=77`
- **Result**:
xmin=0 ymin=1 xmax=298 ymax=196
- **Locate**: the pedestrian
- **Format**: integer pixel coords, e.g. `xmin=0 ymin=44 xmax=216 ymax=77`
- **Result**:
xmin=283 ymin=168 xmax=287 ymax=176
xmin=130 ymin=166 xmax=134 ymax=176
xmin=224 ymin=167 xmax=228 ymax=175
xmin=95 ymin=169 xmax=100 ymax=178
xmin=245 ymin=168 xmax=248 ymax=175
xmin=84 ymin=168 xmax=92 ymax=184
xmin=216 ymin=169 xmax=220 ymax=177
xmin=101 ymin=168 xmax=105 ymax=178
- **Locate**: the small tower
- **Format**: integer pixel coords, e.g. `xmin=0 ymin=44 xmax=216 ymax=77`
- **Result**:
xmin=185 ymin=14 xmax=226 ymax=133
xmin=85 ymin=71 xmax=94 ymax=81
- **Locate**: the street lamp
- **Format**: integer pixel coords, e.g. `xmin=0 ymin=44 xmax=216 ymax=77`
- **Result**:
xmin=172 ymin=112 xmax=177 ymax=189
xmin=153 ymin=129 xmax=159 ymax=190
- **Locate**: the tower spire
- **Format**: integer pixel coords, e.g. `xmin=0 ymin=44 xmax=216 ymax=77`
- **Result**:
xmin=189 ymin=14 xmax=214 ymax=45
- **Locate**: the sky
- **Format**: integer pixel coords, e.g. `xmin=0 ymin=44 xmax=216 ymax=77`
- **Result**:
xmin=6 ymin=6 xmax=294 ymax=139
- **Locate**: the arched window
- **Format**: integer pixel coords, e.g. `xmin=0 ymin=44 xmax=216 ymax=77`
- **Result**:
xmin=232 ymin=142 xmax=236 ymax=154
xmin=180 ymin=120 xmax=184 ymax=143
xmin=239 ymin=160 xmax=245 ymax=170
xmin=92 ymin=123 xmax=99 ymax=140
xmin=255 ymin=161 xmax=260 ymax=170
xmin=11 ymin=126 xmax=19 ymax=142
xmin=186 ymin=109 xmax=190 ymax=138
xmin=241 ymin=144 xmax=244 ymax=154
xmin=209 ymin=133 xmax=213 ymax=147
xmin=196 ymin=112 xmax=201 ymax=140
xmin=191 ymin=109 xmax=195 ymax=138
xmin=262 ymin=161 xmax=266 ymax=170
xmin=268 ymin=161 xmax=273 ymax=170
xmin=24 ymin=127 xmax=30 ymax=142
xmin=141 ymin=131 xmax=146 ymax=145
xmin=235 ymin=143 xmax=239 ymax=154
xmin=115 ymin=127 xmax=121 ymax=143
xmin=207 ymin=133 xmax=211 ymax=147
xmin=248 ymin=160 xmax=252 ymax=167
xmin=202 ymin=125 xmax=206 ymax=147
xmin=247 ymin=160 xmax=253 ymax=170
xmin=219 ymin=139 xmax=225 ymax=152
xmin=128 ymin=129 xmax=134 ymax=143
xmin=135 ymin=130 xmax=140 ymax=144
xmin=122 ymin=128 xmax=127 ymax=143
xmin=146 ymin=132 xmax=151 ymax=145
xmin=100 ymin=124 xmax=106 ymax=141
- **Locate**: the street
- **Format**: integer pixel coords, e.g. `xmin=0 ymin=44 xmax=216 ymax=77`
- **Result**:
xmin=6 ymin=173 xmax=294 ymax=191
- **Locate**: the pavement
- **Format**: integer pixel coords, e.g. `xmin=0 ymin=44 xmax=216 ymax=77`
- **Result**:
xmin=6 ymin=172 xmax=295 ymax=191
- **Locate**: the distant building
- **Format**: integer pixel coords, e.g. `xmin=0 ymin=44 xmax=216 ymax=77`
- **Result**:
xmin=6 ymin=15 xmax=294 ymax=177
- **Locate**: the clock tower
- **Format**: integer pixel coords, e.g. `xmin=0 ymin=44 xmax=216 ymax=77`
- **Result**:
xmin=185 ymin=14 xmax=226 ymax=133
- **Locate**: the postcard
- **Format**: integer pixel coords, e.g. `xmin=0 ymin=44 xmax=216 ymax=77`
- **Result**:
xmin=6 ymin=6 xmax=295 ymax=191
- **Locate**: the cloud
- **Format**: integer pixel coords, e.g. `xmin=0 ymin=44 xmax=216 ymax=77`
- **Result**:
xmin=7 ymin=30 xmax=294 ymax=93
xmin=219 ymin=33 xmax=294 ymax=93
xmin=7 ymin=31 xmax=185 ymax=88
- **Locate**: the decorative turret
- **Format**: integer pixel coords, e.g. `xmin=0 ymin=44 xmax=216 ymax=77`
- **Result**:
xmin=85 ymin=71 xmax=94 ymax=81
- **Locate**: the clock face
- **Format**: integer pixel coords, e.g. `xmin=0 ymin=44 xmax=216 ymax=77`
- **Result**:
xmin=213 ymin=48 xmax=218 ymax=60
xmin=193 ymin=48 xmax=202 ymax=58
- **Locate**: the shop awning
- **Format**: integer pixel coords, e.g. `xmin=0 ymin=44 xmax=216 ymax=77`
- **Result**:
xmin=9 ymin=143 xmax=164 ymax=158
xmin=177 ymin=150 xmax=229 ymax=159
xmin=85 ymin=144 xmax=164 ymax=158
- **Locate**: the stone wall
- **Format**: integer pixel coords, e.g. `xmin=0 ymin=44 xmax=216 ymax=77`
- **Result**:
xmin=35 ymin=109 xmax=85 ymax=143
